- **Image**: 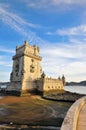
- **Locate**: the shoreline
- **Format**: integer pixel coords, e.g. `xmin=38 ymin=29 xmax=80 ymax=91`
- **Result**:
xmin=0 ymin=91 xmax=85 ymax=130
xmin=43 ymin=90 xmax=85 ymax=102
xmin=0 ymin=124 xmax=60 ymax=130
xmin=0 ymin=93 xmax=72 ymax=130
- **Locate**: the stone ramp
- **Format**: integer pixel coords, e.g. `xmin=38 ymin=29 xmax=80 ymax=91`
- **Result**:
xmin=77 ymin=103 xmax=86 ymax=130
xmin=61 ymin=96 xmax=86 ymax=130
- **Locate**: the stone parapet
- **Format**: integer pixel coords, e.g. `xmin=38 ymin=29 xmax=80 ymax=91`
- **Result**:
xmin=61 ymin=96 xmax=86 ymax=130
xmin=43 ymin=76 xmax=64 ymax=91
xmin=13 ymin=52 xmax=42 ymax=61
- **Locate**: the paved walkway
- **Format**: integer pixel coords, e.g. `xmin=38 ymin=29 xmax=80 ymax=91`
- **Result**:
xmin=77 ymin=103 xmax=86 ymax=130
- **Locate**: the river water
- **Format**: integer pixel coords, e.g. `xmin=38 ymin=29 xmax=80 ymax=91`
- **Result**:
xmin=65 ymin=86 xmax=86 ymax=95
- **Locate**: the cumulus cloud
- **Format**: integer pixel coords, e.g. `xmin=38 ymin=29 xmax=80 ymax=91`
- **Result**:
xmin=46 ymin=25 xmax=86 ymax=36
xmin=41 ymin=42 xmax=86 ymax=81
xmin=57 ymin=25 xmax=86 ymax=36
xmin=1 ymin=41 xmax=86 ymax=82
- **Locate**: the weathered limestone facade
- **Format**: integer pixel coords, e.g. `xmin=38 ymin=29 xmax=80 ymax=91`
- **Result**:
xmin=7 ymin=41 xmax=65 ymax=95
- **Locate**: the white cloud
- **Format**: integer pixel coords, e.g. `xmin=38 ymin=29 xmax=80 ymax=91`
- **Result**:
xmin=0 ymin=55 xmax=12 ymax=67
xmin=57 ymin=25 xmax=86 ymax=36
xmin=0 ymin=56 xmax=12 ymax=82
xmin=52 ymin=0 xmax=86 ymax=5
xmin=0 ymin=2 xmax=86 ymax=82
xmin=46 ymin=25 xmax=86 ymax=36
xmin=41 ymin=42 xmax=86 ymax=81
xmin=0 ymin=4 xmax=41 ymax=29
xmin=0 ymin=55 xmax=12 ymax=82
xmin=0 ymin=7 xmax=30 ymax=36
xmin=1 ymin=41 xmax=86 ymax=82
xmin=41 ymin=43 xmax=86 ymax=59
xmin=25 ymin=0 xmax=86 ymax=11
xmin=0 ymin=61 xmax=12 ymax=67
xmin=0 ymin=42 xmax=86 ymax=82
xmin=0 ymin=5 xmax=45 ymax=45
xmin=0 ymin=46 xmax=14 ymax=53
xmin=0 ymin=72 xmax=10 ymax=82
xmin=46 ymin=32 xmax=54 ymax=35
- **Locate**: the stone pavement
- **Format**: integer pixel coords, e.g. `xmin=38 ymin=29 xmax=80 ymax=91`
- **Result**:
xmin=61 ymin=96 xmax=86 ymax=130
xmin=77 ymin=103 xmax=86 ymax=130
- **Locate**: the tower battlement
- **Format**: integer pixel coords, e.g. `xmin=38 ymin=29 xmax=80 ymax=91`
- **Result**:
xmin=13 ymin=40 xmax=41 ymax=60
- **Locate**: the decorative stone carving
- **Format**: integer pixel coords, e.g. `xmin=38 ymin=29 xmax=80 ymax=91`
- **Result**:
xmin=30 ymin=59 xmax=35 ymax=73
xmin=40 ymin=66 xmax=42 ymax=73
xmin=14 ymin=59 xmax=20 ymax=77
xmin=15 ymin=64 xmax=19 ymax=72
xmin=30 ymin=64 xmax=35 ymax=73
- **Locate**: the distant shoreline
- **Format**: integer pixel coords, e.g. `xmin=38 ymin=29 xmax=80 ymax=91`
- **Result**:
xmin=66 ymin=80 xmax=86 ymax=86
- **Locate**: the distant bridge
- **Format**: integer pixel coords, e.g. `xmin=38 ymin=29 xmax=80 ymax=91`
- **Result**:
xmin=61 ymin=96 xmax=86 ymax=130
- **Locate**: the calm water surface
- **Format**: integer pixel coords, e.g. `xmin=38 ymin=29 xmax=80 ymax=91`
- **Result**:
xmin=65 ymin=86 xmax=86 ymax=94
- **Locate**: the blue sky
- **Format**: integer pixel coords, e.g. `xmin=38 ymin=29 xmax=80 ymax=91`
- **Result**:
xmin=0 ymin=0 xmax=86 ymax=82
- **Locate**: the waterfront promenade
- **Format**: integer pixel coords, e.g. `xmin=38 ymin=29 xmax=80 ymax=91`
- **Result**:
xmin=61 ymin=96 xmax=86 ymax=130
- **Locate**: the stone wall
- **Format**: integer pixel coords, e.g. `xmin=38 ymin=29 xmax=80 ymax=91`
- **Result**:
xmin=43 ymin=77 xmax=64 ymax=91
xmin=35 ymin=74 xmax=64 ymax=93
xmin=6 ymin=81 xmax=22 ymax=95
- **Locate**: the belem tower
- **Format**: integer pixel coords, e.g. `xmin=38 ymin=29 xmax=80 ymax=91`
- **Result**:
xmin=7 ymin=41 xmax=65 ymax=96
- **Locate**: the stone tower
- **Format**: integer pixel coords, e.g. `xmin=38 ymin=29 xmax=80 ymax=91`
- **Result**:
xmin=7 ymin=40 xmax=65 ymax=96
xmin=8 ymin=41 xmax=42 ymax=95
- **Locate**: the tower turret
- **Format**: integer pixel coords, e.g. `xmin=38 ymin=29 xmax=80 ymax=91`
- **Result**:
xmin=62 ymin=75 xmax=66 ymax=86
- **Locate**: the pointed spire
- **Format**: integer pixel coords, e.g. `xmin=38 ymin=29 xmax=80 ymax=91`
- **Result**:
xmin=62 ymin=75 xmax=66 ymax=86
xmin=41 ymin=72 xmax=46 ymax=78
